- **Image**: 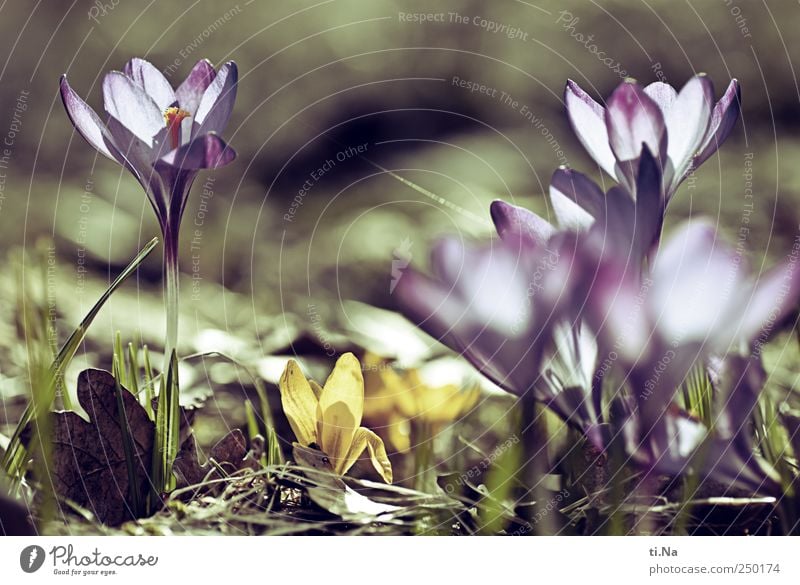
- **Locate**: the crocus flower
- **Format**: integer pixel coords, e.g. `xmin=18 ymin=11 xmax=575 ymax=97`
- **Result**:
xmin=60 ymin=58 xmax=238 ymax=366
xmin=279 ymin=353 xmax=393 ymax=483
xmin=587 ymin=220 xmax=800 ymax=460
xmin=565 ymin=75 xmax=740 ymax=199
xmin=547 ymin=146 xmax=664 ymax=264
xmin=363 ymin=353 xmax=480 ymax=452
xmin=60 ymin=58 xmax=238 ymax=496
xmin=394 ymin=214 xmax=603 ymax=443
xmin=616 ymin=354 xmax=780 ymax=495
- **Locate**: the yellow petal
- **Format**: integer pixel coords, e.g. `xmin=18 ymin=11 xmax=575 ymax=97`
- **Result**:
xmin=317 ymin=400 xmax=357 ymax=473
xmin=343 ymin=427 xmax=393 ymax=483
xmin=317 ymin=353 xmax=364 ymax=463
xmin=278 ymin=360 xmax=319 ymax=446
xmin=309 ymin=379 xmax=324 ymax=400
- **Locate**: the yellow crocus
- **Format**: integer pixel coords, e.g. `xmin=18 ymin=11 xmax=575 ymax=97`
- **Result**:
xmin=279 ymin=353 xmax=392 ymax=483
xmin=363 ymin=353 xmax=480 ymax=451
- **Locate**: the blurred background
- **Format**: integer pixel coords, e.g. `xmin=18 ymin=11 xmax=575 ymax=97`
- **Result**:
xmin=0 ymin=0 xmax=799 ymax=472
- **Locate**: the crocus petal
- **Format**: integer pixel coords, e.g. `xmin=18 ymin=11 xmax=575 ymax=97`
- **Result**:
xmin=60 ymin=75 xmax=119 ymax=162
xmin=650 ymin=221 xmax=740 ymax=345
xmin=605 ymin=80 xmax=666 ymax=163
xmin=536 ymin=320 xmax=600 ymax=436
xmin=549 ymin=167 xmax=606 ymax=231
xmin=278 ymin=360 xmax=319 ymax=447
xmin=665 ymin=75 xmax=714 ymax=181
xmin=490 ymin=199 xmax=554 ymax=247
xmin=342 ymin=427 xmax=393 ymax=483
xmin=631 ymin=146 xmax=665 ymax=256
xmin=194 ymin=61 xmax=238 ymax=136
xmin=317 ymin=353 xmax=364 ymax=466
xmin=102 ymin=71 xmax=165 ymax=146
xmin=736 ymin=260 xmax=800 ymax=346
xmin=176 ymin=59 xmax=217 ymax=116
xmin=564 ymin=80 xmax=617 ymax=178
xmin=123 ymin=57 xmax=177 ymax=110
xmin=643 ymin=81 xmax=677 ymax=113
xmin=158 ymin=132 xmax=236 ymax=170
xmin=693 ymin=79 xmax=741 ymax=168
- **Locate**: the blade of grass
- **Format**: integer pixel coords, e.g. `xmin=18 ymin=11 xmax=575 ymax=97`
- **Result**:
xmin=112 ymin=353 xmax=142 ymax=517
xmin=2 ymin=237 xmax=159 ymax=481
xmin=151 ymin=350 xmax=180 ymax=505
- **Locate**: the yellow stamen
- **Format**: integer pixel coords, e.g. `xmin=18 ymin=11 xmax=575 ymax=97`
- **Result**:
xmin=163 ymin=106 xmax=191 ymax=150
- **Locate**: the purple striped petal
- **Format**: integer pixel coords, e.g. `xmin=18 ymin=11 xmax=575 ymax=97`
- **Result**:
xmin=605 ymin=80 xmax=665 ymax=163
xmin=102 ymin=71 xmax=164 ymax=146
xmin=176 ymin=59 xmax=217 ymax=116
xmin=643 ymin=81 xmax=677 ymax=113
xmin=737 ymin=259 xmax=800 ymax=346
xmin=123 ymin=57 xmax=176 ymax=110
xmin=694 ymin=79 xmax=741 ymax=168
xmin=490 ymin=199 xmax=554 ymax=247
xmin=195 ymin=61 xmax=238 ymax=136
xmin=631 ymin=146 xmax=665 ymax=257
xmin=665 ymin=75 xmax=714 ymax=181
xmin=60 ymin=75 xmax=119 ymax=162
xmin=650 ymin=221 xmax=740 ymax=346
xmin=549 ymin=167 xmax=606 ymax=231
xmin=565 ymin=80 xmax=616 ymax=178
xmin=158 ymin=132 xmax=236 ymax=170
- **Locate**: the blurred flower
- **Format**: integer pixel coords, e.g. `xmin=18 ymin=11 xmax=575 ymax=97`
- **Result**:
xmin=279 ymin=353 xmax=393 ymax=483
xmin=395 ymin=208 xmax=603 ymax=444
xmin=565 ymin=75 xmax=740 ymax=198
xmin=363 ymin=353 xmax=479 ymax=452
xmin=616 ymin=354 xmax=780 ymax=495
xmin=60 ymin=58 xmax=238 ymax=366
xmin=586 ymin=219 xmax=800 ymax=493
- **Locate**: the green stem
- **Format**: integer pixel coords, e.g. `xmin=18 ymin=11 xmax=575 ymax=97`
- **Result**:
xmin=163 ymin=237 xmax=180 ymax=374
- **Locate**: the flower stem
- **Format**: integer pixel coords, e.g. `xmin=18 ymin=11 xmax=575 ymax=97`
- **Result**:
xmin=163 ymin=237 xmax=179 ymax=374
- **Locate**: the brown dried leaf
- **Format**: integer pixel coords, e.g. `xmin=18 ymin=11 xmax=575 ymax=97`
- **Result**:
xmin=173 ymin=429 xmax=255 ymax=488
xmin=49 ymin=369 xmax=153 ymax=525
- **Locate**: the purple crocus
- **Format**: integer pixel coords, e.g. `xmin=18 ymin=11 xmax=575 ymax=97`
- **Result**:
xmin=565 ymin=75 xmax=740 ymax=199
xmin=586 ymin=220 xmax=800 ymax=492
xmin=616 ymin=354 xmax=780 ymax=495
xmin=60 ymin=58 xmax=238 ymax=365
xmin=395 ymin=205 xmax=603 ymax=442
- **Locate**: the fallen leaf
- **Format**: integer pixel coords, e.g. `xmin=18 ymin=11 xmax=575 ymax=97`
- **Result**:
xmin=47 ymin=369 xmax=154 ymax=526
xmin=173 ymin=429 xmax=257 ymax=488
